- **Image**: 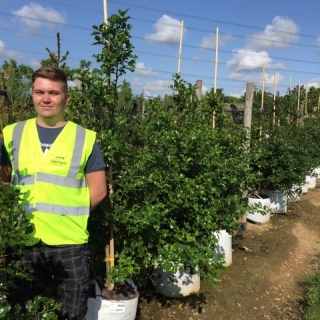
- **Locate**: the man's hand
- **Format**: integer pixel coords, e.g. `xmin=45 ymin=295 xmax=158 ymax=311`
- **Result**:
xmin=0 ymin=165 xmax=11 ymax=185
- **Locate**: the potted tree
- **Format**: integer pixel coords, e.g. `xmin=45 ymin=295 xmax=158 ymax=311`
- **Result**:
xmin=248 ymin=89 xmax=320 ymax=214
xmin=105 ymin=75 xmax=253 ymax=297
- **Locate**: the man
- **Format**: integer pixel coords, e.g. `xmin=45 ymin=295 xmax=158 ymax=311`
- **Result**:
xmin=0 ymin=66 xmax=107 ymax=319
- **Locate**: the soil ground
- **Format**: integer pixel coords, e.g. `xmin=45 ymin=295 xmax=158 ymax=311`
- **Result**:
xmin=137 ymin=182 xmax=320 ymax=320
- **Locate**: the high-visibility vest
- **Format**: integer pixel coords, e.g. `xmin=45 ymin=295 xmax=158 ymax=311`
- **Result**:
xmin=3 ymin=118 xmax=96 ymax=245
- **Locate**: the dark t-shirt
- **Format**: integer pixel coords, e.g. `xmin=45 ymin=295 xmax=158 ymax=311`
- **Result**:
xmin=0 ymin=123 xmax=105 ymax=173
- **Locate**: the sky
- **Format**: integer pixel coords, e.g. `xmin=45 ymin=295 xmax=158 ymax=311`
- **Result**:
xmin=1 ymin=0 xmax=320 ymax=98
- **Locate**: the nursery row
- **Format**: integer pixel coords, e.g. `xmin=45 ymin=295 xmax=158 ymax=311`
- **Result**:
xmin=2 ymin=9 xmax=320 ymax=319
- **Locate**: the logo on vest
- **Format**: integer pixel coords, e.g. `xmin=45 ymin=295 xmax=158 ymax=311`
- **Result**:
xmin=50 ymin=156 xmax=67 ymax=166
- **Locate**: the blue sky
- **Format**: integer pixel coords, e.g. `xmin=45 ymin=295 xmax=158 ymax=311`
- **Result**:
xmin=1 ymin=0 xmax=320 ymax=98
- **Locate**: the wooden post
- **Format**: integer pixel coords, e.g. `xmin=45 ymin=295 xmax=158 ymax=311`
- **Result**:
xmin=76 ymin=74 xmax=82 ymax=91
xmin=261 ymin=64 xmax=265 ymax=109
xmin=237 ymin=83 xmax=254 ymax=235
xmin=177 ymin=20 xmax=184 ymax=75
xmin=142 ymin=100 xmax=145 ymax=119
xmin=213 ymin=27 xmax=219 ymax=129
xmin=259 ymin=64 xmax=265 ymax=139
xmin=196 ymin=80 xmax=202 ymax=101
xmin=289 ymin=77 xmax=292 ymax=91
xmin=318 ymin=94 xmax=320 ymax=111
xmin=244 ymin=83 xmax=254 ymax=135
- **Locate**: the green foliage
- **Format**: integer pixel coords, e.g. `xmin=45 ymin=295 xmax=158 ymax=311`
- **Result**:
xmin=248 ymin=88 xmax=320 ymax=194
xmin=92 ymin=9 xmax=137 ymax=101
xmin=0 ymin=60 xmax=35 ymax=129
xmin=0 ymin=186 xmax=34 ymax=259
xmin=67 ymin=9 xmax=253 ymax=289
xmin=300 ymin=270 xmax=320 ymax=320
xmin=0 ymin=185 xmax=61 ymax=319
xmin=40 ymin=32 xmax=74 ymax=81
xmin=107 ymin=74 xmax=252 ymax=286
xmin=44 ymin=33 xmax=70 ymax=69
xmin=5 ymin=4 xmax=320 ymax=298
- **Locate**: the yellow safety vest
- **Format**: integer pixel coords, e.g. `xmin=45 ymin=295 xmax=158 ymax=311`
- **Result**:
xmin=3 ymin=119 xmax=96 ymax=245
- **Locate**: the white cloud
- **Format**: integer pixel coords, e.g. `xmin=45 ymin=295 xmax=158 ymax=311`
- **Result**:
xmin=144 ymin=15 xmax=184 ymax=43
xmin=228 ymin=72 xmax=243 ymax=80
xmin=307 ymin=79 xmax=320 ymax=88
xmin=247 ymin=16 xmax=299 ymax=51
xmin=227 ymin=49 xmax=286 ymax=74
xmin=133 ymin=77 xmax=142 ymax=88
xmin=227 ymin=72 xmax=284 ymax=91
xmin=135 ymin=62 xmax=158 ymax=76
xmin=228 ymin=91 xmax=244 ymax=99
xmin=199 ymin=32 xmax=232 ymax=50
xmin=67 ymin=80 xmax=78 ymax=88
xmin=227 ymin=49 xmax=272 ymax=72
xmin=202 ymin=85 xmax=208 ymax=95
xmin=29 ymin=58 xmax=41 ymax=68
xmin=144 ymin=79 xmax=173 ymax=94
xmin=12 ymin=2 xmax=66 ymax=32
xmin=264 ymin=72 xmax=284 ymax=86
xmin=0 ymin=40 xmax=23 ymax=59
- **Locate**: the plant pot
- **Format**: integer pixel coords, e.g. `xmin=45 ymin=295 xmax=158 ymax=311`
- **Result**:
xmin=213 ymin=230 xmax=232 ymax=267
xmin=313 ymin=167 xmax=320 ymax=179
xmin=86 ymin=281 xmax=139 ymax=320
xmin=306 ymin=175 xmax=317 ymax=189
xmin=152 ymin=264 xmax=200 ymax=297
xmin=301 ymin=182 xmax=309 ymax=194
xmin=286 ymin=185 xmax=301 ymax=202
xmin=261 ymin=189 xmax=287 ymax=214
xmin=246 ymin=193 xmax=271 ymax=224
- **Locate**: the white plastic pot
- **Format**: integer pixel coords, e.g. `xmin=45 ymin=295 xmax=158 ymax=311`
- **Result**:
xmin=213 ymin=230 xmax=232 ymax=267
xmin=152 ymin=264 xmax=200 ymax=298
xmin=261 ymin=189 xmax=287 ymax=214
xmin=86 ymin=281 xmax=139 ymax=320
xmin=301 ymin=183 xmax=309 ymax=194
xmin=306 ymin=175 xmax=317 ymax=189
xmin=313 ymin=167 xmax=320 ymax=179
xmin=287 ymin=185 xmax=301 ymax=202
xmin=246 ymin=194 xmax=271 ymax=224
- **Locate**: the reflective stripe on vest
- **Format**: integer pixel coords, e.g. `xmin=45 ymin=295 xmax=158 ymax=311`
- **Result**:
xmin=22 ymin=203 xmax=89 ymax=216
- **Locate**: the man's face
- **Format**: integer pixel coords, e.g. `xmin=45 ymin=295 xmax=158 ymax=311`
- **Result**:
xmin=32 ymin=77 xmax=70 ymax=123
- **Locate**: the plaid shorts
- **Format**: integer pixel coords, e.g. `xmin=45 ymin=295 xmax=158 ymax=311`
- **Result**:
xmin=20 ymin=241 xmax=90 ymax=320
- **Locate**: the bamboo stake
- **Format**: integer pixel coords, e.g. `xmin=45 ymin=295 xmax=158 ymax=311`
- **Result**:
xmin=213 ymin=27 xmax=219 ymax=129
xmin=177 ymin=20 xmax=184 ymax=75
xmin=273 ymin=72 xmax=276 ymax=127
xmin=259 ymin=64 xmax=265 ymax=139
xmin=297 ymin=81 xmax=300 ymax=111
xmin=103 ymin=0 xmax=114 ymax=291
xmin=305 ymin=83 xmax=308 ymax=115
xmin=297 ymin=81 xmax=301 ymax=125
xmin=103 ymin=0 xmax=108 ymax=24
xmin=213 ymin=27 xmax=219 ymax=94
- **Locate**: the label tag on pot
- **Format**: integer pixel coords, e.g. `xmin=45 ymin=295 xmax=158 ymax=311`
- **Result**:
xmin=105 ymin=301 xmax=126 ymax=314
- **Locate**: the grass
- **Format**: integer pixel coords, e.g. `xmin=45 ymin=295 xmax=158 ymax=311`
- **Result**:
xmin=300 ymin=255 xmax=320 ymax=320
